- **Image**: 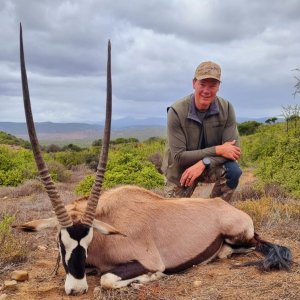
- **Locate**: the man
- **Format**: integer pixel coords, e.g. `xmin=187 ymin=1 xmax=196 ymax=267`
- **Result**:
xmin=162 ymin=61 xmax=242 ymax=201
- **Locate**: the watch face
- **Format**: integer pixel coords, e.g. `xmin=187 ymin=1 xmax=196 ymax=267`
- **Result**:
xmin=203 ymin=157 xmax=211 ymax=166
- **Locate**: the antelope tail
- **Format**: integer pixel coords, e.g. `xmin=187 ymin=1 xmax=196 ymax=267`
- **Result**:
xmin=254 ymin=233 xmax=292 ymax=271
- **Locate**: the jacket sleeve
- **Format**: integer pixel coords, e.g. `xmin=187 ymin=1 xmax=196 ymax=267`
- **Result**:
xmin=222 ymin=102 xmax=240 ymax=146
xmin=205 ymin=102 xmax=240 ymax=167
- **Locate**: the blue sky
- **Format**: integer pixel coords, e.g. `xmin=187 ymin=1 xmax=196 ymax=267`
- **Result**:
xmin=1 ymin=0 xmax=299 ymax=123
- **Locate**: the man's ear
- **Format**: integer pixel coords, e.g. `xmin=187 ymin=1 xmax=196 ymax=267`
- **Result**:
xmin=192 ymin=78 xmax=197 ymax=88
xmin=92 ymin=219 xmax=126 ymax=236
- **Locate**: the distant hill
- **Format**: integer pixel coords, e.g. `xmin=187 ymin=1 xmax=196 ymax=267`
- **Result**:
xmin=0 ymin=117 xmax=278 ymax=146
xmin=0 ymin=121 xmax=167 ymax=146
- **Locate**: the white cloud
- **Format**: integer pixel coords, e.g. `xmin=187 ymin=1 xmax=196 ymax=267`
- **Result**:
xmin=0 ymin=0 xmax=299 ymax=124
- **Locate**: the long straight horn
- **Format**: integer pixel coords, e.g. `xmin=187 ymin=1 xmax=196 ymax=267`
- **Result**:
xmin=20 ymin=23 xmax=72 ymax=228
xmin=82 ymin=41 xmax=112 ymax=226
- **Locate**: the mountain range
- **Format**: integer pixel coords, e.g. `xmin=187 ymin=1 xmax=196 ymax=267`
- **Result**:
xmin=0 ymin=117 xmax=272 ymax=146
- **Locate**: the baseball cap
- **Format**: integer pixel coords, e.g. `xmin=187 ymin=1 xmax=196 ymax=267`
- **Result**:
xmin=194 ymin=61 xmax=221 ymax=81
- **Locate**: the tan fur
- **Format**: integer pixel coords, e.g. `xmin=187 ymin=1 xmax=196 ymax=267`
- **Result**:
xmin=17 ymin=185 xmax=254 ymax=274
xmin=85 ymin=186 xmax=253 ymax=272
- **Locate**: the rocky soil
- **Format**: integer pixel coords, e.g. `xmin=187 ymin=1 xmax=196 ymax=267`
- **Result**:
xmin=0 ymin=170 xmax=299 ymax=300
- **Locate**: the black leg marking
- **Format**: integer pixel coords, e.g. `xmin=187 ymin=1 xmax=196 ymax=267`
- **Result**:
xmin=108 ymin=261 xmax=149 ymax=280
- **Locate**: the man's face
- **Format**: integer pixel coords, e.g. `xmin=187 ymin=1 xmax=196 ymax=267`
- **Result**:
xmin=193 ymin=78 xmax=220 ymax=109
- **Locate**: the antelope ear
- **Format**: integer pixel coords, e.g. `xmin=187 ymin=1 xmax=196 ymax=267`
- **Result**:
xmin=92 ymin=219 xmax=126 ymax=236
xmin=12 ymin=217 xmax=58 ymax=232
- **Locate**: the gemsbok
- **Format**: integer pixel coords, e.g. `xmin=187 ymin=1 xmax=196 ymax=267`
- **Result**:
xmin=15 ymin=24 xmax=292 ymax=295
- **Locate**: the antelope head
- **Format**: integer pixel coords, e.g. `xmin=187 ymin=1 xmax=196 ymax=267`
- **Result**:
xmin=20 ymin=24 xmax=115 ymax=295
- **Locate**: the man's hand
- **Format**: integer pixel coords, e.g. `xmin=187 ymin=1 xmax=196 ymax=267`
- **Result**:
xmin=180 ymin=160 xmax=206 ymax=187
xmin=216 ymin=140 xmax=241 ymax=160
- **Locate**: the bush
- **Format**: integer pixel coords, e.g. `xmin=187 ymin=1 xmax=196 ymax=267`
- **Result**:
xmin=0 ymin=146 xmax=37 ymax=186
xmin=0 ymin=131 xmax=31 ymax=149
xmin=75 ymin=147 xmax=165 ymax=195
xmin=50 ymin=150 xmax=87 ymax=169
xmin=240 ymin=123 xmax=300 ymax=198
xmin=45 ymin=144 xmax=62 ymax=152
xmin=105 ymin=152 xmax=164 ymax=189
xmin=46 ymin=160 xmax=72 ymax=182
xmin=75 ymin=175 xmax=95 ymax=196
xmin=0 ymin=214 xmax=28 ymax=265
xmin=238 ymin=121 xmax=261 ymax=136
xmin=62 ymin=143 xmax=82 ymax=152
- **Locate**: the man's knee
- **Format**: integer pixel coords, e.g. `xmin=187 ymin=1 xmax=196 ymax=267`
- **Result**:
xmin=224 ymin=161 xmax=242 ymax=189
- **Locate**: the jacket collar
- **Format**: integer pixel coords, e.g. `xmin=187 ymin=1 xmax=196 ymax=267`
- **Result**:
xmin=187 ymin=94 xmax=219 ymax=123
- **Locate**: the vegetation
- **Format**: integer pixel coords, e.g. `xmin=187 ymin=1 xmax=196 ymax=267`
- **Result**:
xmin=240 ymin=122 xmax=300 ymax=198
xmin=0 ymin=131 xmax=31 ymax=149
xmin=293 ymin=68 xmax=300 ymax=97
xmin=1 ymin=122 xmax=298 ymax=200
xmin=0 ymin=132 xmax=165 ymax=191
xmin=236 ymin=197 xmax=300 ymax=229
xmin=0 ymin=214 xmax=28 ymax=265
xmin=238 ymin=121 xmax=262 ymax=136
xmin=0 ymin=145 xmax=37 ymax=186
xmin=265 ymin=117 xmax=277 ymax=124
xmin=75 ymin=138 xmax=165 ymax=195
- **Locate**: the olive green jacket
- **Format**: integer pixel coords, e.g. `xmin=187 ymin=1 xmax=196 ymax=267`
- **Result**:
xmin=162 ymin=94 xmax=240 ymax=186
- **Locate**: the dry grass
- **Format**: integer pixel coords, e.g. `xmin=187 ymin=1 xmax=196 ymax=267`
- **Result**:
xmin=234 ymin=181 xmax=300 ymax=230
xmin=0 ymin=214 xmax=28 ymax=272
xmin=236 ymin=197 xmax=300 ymax=224
xmin=232 ymin=181 xmax=263 ymax=201
xmin=0 ymin=179 xmax=44 ymax=199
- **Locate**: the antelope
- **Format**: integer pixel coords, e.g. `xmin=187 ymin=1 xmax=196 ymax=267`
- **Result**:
xmin=16 ymin=24 xmax=292 ymax=296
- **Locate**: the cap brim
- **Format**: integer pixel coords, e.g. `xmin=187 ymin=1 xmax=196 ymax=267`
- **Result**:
xmin=195 ymin=75 xmax=221 ymax=81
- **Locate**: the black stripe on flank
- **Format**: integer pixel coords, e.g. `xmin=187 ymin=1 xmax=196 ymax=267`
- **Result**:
xmin=165 ymin=235 xmax=223 ymax=275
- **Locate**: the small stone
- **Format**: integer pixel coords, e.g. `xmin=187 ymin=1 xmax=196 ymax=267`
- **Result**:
xmin=11 ymin=270 xmax=29 ymax=282
xmin=131 ymin=283 xmax=144 ymax=289
xmin=0 ymin=294 xmax=8 ymax=300
xmin=4 ymin=280 xmax=17 ymax=290
xmin=192 ymin=280 xmax=202 ymax=287
xmin=38 ymin=245 xmax=47 ymax=251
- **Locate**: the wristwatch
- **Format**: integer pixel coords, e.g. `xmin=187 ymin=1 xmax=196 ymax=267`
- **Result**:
xmin=202 ymin=157 xmax=211 ymax=168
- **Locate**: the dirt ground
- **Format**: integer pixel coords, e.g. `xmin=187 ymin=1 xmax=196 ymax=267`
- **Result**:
xmin=0 ymin=170 xmax=299 ymax=300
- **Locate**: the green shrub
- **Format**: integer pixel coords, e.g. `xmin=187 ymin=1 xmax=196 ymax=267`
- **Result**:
xmin=75 ymin=175 xmax=95 ymax=196
xmin=240 ymin=123 xmax=300 ymax=198
xmin=238 ymin=121 xmax=261 ymax=136
xmin=0 ymin=131 xmax=31 ymax=149
xmin=46 ymin=160 xmax=72 ymax=182
xmin=75 ymin=145 xmax=165 ymax=195
xmin=0 ymin=146 xmax=37 ymax=186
